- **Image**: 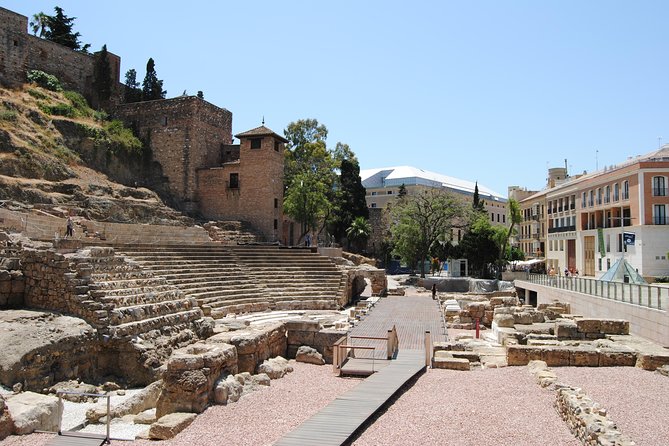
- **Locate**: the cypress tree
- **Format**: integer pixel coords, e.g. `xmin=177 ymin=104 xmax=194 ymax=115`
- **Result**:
xmin=43 ymin=7 xmax=89 ymax=52
xmin=141 ymin=58 xmax=166 ymax=101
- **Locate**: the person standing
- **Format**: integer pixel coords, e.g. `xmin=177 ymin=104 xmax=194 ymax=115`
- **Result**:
xmin=66 ymin=216 xmax=74 ymax=237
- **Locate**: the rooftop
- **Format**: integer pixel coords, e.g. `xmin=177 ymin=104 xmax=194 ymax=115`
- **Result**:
xmin=360 ymin=166 xmax=506 ymax=201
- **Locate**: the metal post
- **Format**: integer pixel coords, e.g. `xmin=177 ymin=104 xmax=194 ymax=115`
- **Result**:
xmin=57 ymin=393 xmax=63 ymax=435
xmin=106 ymin=393 xmax=111 ymax=443
xmin=424 ymin=331 xmax=431 ymax=367
xmin=475 ymin=318 xmax=480 ymax=339
xmin=387 ymin=329 xmax=393 ymax=360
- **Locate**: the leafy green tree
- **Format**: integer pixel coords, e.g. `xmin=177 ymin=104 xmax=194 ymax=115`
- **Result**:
xmin=123 ymin=69 xmax=142 ymax=103
xmin=42 ymin=7 xmax=90 ymax=52
xmin=93 ymin=44 xmax=112 ymax=102
xmin=142 ymin=58 xmax=166 ymax=101
xmin=346 ymin=217 xmax=371 ymax=254
xmin=283 ymin=119 xmax=336 ymax=242
xmin=389 ymin=189 xmax=467 ymax=278
xmin=329 ymin=156 xmax=368 ymax=245
xmin=456 ymin=216 xmax=506 ymax=278
xmin=29 ymin=12 xmax=49 ymax=37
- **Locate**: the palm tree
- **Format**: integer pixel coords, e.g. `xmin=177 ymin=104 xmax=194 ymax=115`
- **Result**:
xmin=498 ymin=198 xmax=522 ymax=276
xmin=346 ymin=217 xmax=371 ymax=253
xmin=29 ymin=12 xmax=49 ymax=37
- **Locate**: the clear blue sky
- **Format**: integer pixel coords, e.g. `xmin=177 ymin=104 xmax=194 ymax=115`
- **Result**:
xmin=7 ymin=1 xmax=669 ymax=197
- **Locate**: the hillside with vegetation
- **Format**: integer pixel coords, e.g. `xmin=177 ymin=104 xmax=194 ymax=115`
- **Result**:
xmin=0 ymin=73 xmax=189 ymax=224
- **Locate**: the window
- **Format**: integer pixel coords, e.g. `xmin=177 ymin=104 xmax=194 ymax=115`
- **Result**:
xmin=613 ymin=183 xmax=619 ymax=201
xmin=596 ymin=188 xmax=602 ymax=205
xmin=274 ymin=219 xmax=278 ymax=230
xmin=588 ymin=190 xmax=594 ymax=207
xmin=582 ymin=192 xmax=587 ymax=208
xmin=491 ymin=213 xmax=495 ymax=221
xmin=622 ymin=181 xmax=629 ymax=200
xmin=250 ymin=138 xmax=262 ymax=149
xmin=229 ymin=173 xmax=239 ymax=189
xmin=163 ymin=116 xmax=168 ymax=126
xmin=497 ymin=214 xmax=500 ymax=222
xmin=371 ymin=191 xmax=377 ymax=196
xmin=371 ymin=203 xmax=377 ymax=208
xmin=654 ymin=204 xmax=667 ymax=225
xmin=503 ymin=214 xmax=506 ymax=223
xmin=652 ymin=176 xmax=666 ymax=196
xmin=274 ymin=141 xmax=280 ymax=152
xmin=604 ymin=185 xmax=610 ymax=203
xmin=387 ymin=190 xmax=393 ymax=195
xmin=274 ymin=198 xmax=278 ymax=209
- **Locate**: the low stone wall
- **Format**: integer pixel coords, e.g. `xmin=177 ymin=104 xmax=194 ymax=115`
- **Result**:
xmin=156 ymin=342 xmax=238 ymax=418
xmin=555 ymin=318 xmax=629 ymax=341
xmin=555 ymin=386 xmax=634 ymax=445
xmin=0 ymin=269 xmax=24 ymax=308
xmin=285 ymin=319 xmax=346 ymax=363
xmin=208 ymin=322 xmax=286 ymax=373
xmin=507 ymin=344 xmax=637 ymax=367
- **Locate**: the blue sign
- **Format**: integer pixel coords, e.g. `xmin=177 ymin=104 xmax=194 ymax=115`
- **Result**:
xmin=623 ymin=232 xmax=635 ymax=245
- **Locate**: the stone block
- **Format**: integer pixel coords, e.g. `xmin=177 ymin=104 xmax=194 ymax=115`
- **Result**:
xmin=452 ymin=351 xmax=480 ymax=362
xmin=507 ymin=346 xmax=542 ymax=366
xmin=569 ymin=346 xmax=599 ymax=367
xmin=493 ymin=313 xmax=515 ymax=328
xmin=5 ymin=392 xmax=63 ymax=435
xmin=541 ymin=347 xmax=570 ymax=366
xmin=295 ymin=346 xmax=325 ymax=365
xmin=284 ymin=319 xmax=321 ymax=332
xmin=555 ymin=319 xmax=579 ymax=340
xmin=432 ymin=357 xmax=470 ymax=370
xmin=636 ymin=352 xmax=669 ymax=371
xmin=599 ymin=319 xmax=629 ymax=335
xmin=575 ymin=318 xmax=601 ymax=334
xmin=598 ymin=349 xmax=636 ymax=367
xmin=287 ymin=330 xmax=316 ymax=347
xmin=513 ymin=312 xmax=534 ymax=325
xmin=149 ymin=412 xmax=197 ymax=440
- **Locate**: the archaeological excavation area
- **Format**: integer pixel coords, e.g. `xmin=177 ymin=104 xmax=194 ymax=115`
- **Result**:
xmin=1 ymin=214 xmax=668 ymax=445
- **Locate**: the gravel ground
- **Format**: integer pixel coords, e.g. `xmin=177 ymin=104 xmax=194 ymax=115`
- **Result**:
xmin=352 ymin=367 xmax=580 ymax=446
xmin=2 ymin=363 xmax=667 ymax=446
xmin=556 ymin=367 xmax=669 ymax=445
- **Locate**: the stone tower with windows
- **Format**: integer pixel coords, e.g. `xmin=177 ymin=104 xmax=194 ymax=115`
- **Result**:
xmin=198 ymin=125 xmax=287 ymax=242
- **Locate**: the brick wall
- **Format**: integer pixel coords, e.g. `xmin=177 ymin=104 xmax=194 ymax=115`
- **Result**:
xmin=116 ymin=96 xmax=233 ymax=211
xmin=0 ymin=7 xmax=121 ymax=106
xmin=237 ymin=135 xmax=284 ymax=240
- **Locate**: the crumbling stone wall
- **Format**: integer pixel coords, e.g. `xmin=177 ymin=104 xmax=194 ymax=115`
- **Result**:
xmin=555 ymin=386 xmax=634 ymax=445
xmin=116 ymin=97 xmax=233 ymax=213
xmin=208 ymin=322 xmax=286 ymax=373
xmin=0 ymin=7 xmax=121 ymax=106
xmin=156 ymin=342 xmax=238 ymax=418
xmin=285 ymin=319 xmax=347 ymax=363
xmin=0 ymin=268 xmax=24 ymax=308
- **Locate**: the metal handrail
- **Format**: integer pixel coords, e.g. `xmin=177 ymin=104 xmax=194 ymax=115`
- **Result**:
xmin=526 ymin=273 xmax=667 ymax=310
xmin=56 ymin=390 xmax=111 ymax=443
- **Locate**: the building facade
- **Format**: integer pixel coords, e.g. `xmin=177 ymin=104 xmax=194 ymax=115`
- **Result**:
xmin=516 ymin=147 xmax=669 ymax=279
xmin=361 ymin=166 xmax=508 ymax=255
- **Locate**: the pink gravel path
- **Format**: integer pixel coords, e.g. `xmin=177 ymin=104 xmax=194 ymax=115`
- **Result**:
xmin=2 ymin=364 xmax=667 ymax=446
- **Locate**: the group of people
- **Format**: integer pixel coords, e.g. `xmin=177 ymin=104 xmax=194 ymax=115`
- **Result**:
xmin=548 ymin=266 xmax=579 ymax=285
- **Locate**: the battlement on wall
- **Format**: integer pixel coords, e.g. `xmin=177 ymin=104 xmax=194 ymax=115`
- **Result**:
xmin=0 ymin=6 xmax=121 ymax=107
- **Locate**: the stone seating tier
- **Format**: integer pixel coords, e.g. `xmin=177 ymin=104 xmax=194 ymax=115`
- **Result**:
xmin=115 ymin=244 xmax=346 ymax=317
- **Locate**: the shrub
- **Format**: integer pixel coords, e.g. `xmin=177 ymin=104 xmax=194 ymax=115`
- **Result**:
xmin=655 ymin=276 xmax=669 ymax=283
xmin=27 ymin=88 xmax=49 ymax=100
xmin=38 ymin=102 xmax=76 ymax=117
xmin=27 ymin=70 xmax=62 ymax=92
xmin=63 ymin=91 xmax=93 ymax=117
xmin=0 ymin=109 xmax=18 ymax=121
xmin=93 ymin=110 xmax=108 ymax=122
xmin=94 ymin=120 xmax=143 ymax=156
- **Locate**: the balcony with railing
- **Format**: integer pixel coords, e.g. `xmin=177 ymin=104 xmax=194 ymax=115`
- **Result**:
xmin=654 ymin=216 xmax=668 ymax=225
xmin=547 ymin=225 xmax=576 ymax=234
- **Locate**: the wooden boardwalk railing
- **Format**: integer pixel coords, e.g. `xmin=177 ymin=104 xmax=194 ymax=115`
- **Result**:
xmin=276 ymin=294 xmax=446 ymax=445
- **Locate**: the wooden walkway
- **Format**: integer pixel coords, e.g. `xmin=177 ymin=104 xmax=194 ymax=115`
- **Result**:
xmin=275 ymin=294 xmax=446 ymax=446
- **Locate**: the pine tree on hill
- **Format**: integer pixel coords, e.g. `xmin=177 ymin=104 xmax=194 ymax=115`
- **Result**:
xmin=141 ymin=58 xmax=166 ymax=101
xmin=42 ymin=6 xmax=90 ymax=52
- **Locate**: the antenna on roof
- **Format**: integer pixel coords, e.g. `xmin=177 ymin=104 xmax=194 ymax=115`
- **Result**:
xmin=262 ymin=116 xmax=265 ymax=125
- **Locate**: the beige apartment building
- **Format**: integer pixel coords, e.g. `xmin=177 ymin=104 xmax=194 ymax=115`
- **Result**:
xmin=514 ymin=147 xmax=669 ymax=279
